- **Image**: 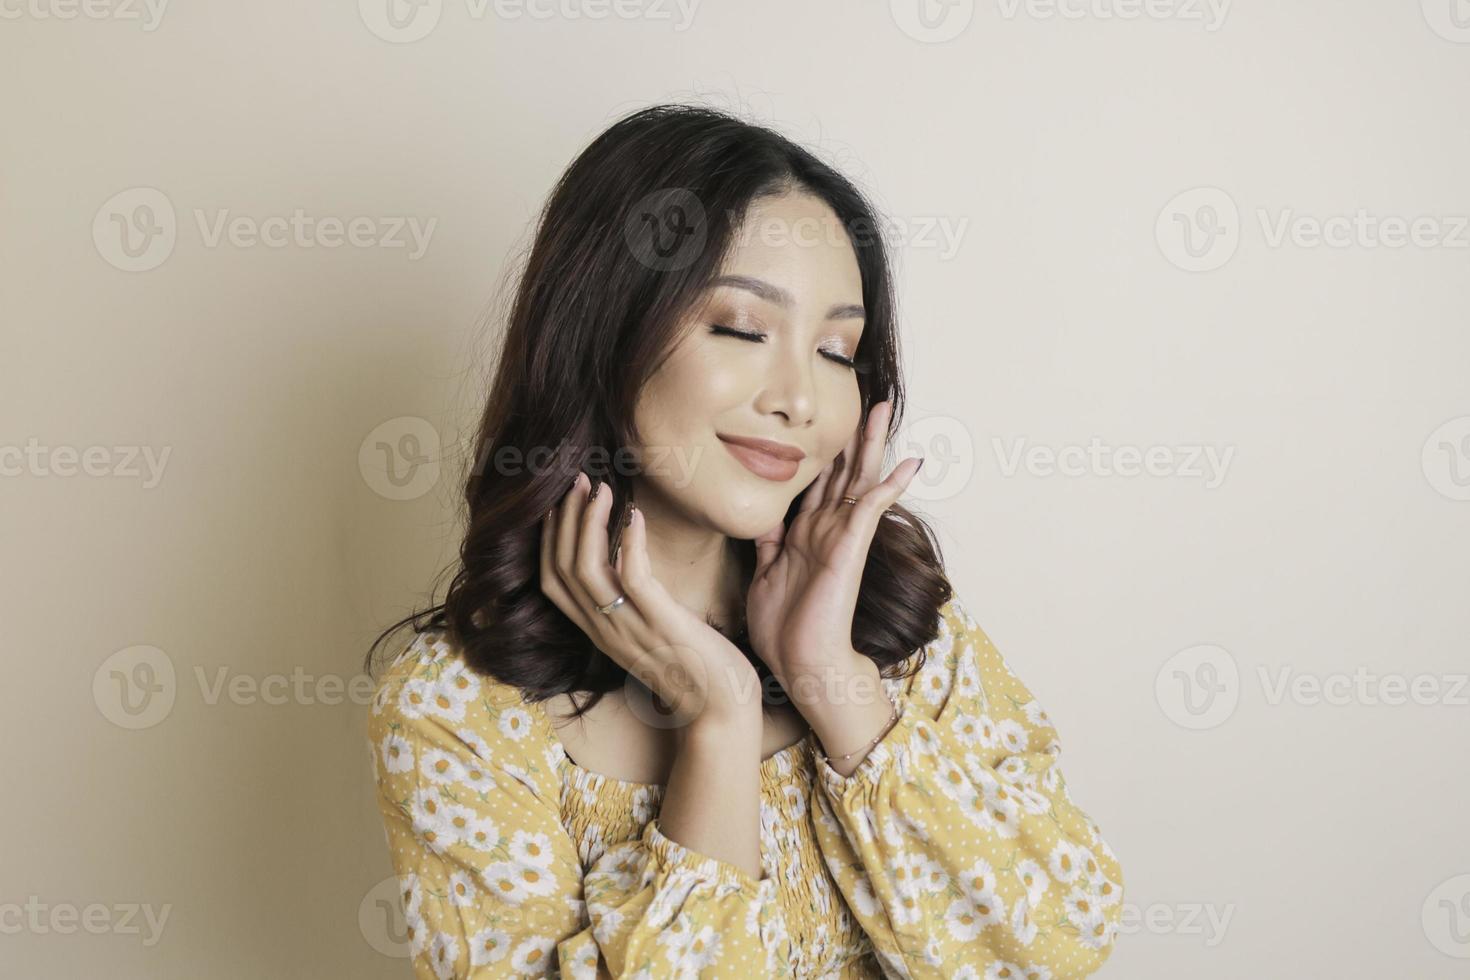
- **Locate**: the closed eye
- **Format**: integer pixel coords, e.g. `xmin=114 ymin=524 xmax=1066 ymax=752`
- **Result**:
xmin=710 ymin=324 xmax=865 ymax=371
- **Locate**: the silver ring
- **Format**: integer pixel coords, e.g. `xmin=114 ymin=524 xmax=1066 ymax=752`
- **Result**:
xmin=596 ymin=594 xmax=627 ymax=615
xmin=840 ymin=496 xmax=859 ymax=505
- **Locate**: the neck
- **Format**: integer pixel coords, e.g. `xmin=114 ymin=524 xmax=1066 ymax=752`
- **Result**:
xmin=629 ymin=490 xmax=750 ymax=633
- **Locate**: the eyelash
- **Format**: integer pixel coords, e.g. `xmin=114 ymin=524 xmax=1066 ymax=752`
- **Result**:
xmin=710 ymin=324 xmax=868 ymax=372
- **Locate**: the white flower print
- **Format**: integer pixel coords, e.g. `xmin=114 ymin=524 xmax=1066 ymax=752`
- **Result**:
xmin=427 ymin=931 xmax=459 ymax=979
xmin=656 ymin=914 xmax=694 ymax=968
xmin=420 ymin=747 xmax=466 ymax=786
xmin=509 ymin=934 xmax=556 ymax=974
xmin=509 ymin=830 xmax=555 ymax=868
xmin=561 ymin=935 xmax=600 ymax=979
xmin=1009 ymin=896 xmax=1038 ymax=946
xmin=630 ymin=786 xmax=657 ymax=825
xmin=995 ymin=718 xmax=1029 ymax=754
xmin=397 ymin=871 xmax=424 ymax=921
xmin=944 ymin=896 xmax=988 ymax=942
xmin=408 ymin=788 xmax=450 ymax=846
xmin=467 ymin=926 xmax=511 ymax=966
xmin=591 ymin=907 xmax=624 ymax=946
xmin=1022 ymin=699 xmax=1051 ymax=729
xmin=461 ymin=811 xmax=500 ymax=851
xmin=396 ymin=677 xmax=436 ymax=720
xmin=916 ymin=654 xmax=954 ymax=706
xmin=959 ymin=857 xmax=998 ymax=898
xmin=447 ymin=870 xmax=480 ymax=907
xmin=1049 ymin=841 xmax=1086 ymax=884
xmin=984 ymin=962 xmax=1026 ymax=980
xmin=951 ymin=710 xmax=986 ymax=748
xmin=498 ymin=707 xmax=533 ymax=742
xmin=686 ymin=924 xmax=723 ymax=970
xmin=455 ymin=726 xmax=492 ymax=762
xmin=849 ymin=871 xmax=882 ymax=917
xmin=421 ymin=661 xmax=479 ymax=723
xmin=955 ymin=654 xmax=984 ymax=706
xmin=1014 ymin=859 xmax=1051 ymax=908
xmin=782 ymin=783 xmax=807 ymax=819
xmin=977 ymin=713 xmax=1001 ymax=748
xmin=576 ymin=822 xmax=606 ymax=868
xmin=1065 ymin=887 xmax=1110 ymax=950
xmin=380 ymin=732 xmax=413 ymax=773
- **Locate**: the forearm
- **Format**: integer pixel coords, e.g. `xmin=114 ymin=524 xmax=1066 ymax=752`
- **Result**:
xmin=780 ymin=653 xmax=896 ymax=778
xmin=658 ymin=715 xmax=765 ymax=881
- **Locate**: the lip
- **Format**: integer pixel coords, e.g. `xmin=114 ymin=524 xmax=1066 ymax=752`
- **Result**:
xmin=717 ymin=434 xmax=805 ymax=482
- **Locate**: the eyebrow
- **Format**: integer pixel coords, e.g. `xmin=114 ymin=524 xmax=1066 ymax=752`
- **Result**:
xmin=709 ymin=274 xmax=865 ymax=321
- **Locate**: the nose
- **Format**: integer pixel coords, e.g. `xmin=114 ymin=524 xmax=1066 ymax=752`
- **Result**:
xmin=754 ymin=351 xmax=816 ymax=426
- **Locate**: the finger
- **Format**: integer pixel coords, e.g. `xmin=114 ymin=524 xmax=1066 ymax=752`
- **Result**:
xmin=846 ymin=400 xmax=892 ymax=501
xmin=574 ymin=481 xmax=622 ymax=610
xmin=799 ymin=451 xmax=838 ymax=514
xmin=616 ymin=504 xmax=678 ymax=626
xmin=555 ymin=471 xmax=599 ymax=613
xmin=822 ymin=409 xmax=866 ymax=509
xmin=541 ymin=500 xmax=593 ymax=635
xmin=752 ymin=518 xmax=785 ymax=574
xmin=854 ymin=454 xmax=923 ymax=528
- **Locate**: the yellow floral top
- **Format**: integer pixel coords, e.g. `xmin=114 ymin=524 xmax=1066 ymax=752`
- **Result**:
xmin=367 ymin=594 xmax=1124 ymax=978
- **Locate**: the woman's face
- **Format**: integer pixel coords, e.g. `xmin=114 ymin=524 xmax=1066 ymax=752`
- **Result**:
xmin=632 ymin=191 xmax=867 ymax=539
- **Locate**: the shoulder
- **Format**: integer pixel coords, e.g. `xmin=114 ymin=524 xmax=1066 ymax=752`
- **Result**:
xmin=366 ymin=628 xmax=564 ymax=801
xmin=899 ymin=592 xmax=1054 ymax=731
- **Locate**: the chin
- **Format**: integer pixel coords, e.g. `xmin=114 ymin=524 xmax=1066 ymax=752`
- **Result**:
xmin=711 ymin=488 xmax=798 ymax=540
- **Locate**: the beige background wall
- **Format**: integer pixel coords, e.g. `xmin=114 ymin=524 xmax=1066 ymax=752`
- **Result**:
xmin=4 ymin=1 xmax=1468 ymax=977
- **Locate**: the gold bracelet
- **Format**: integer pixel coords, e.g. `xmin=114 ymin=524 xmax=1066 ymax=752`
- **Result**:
xmin=818 ymin=693 xmax=901 ymax=764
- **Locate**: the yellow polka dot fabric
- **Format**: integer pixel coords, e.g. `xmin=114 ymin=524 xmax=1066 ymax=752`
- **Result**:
xmin=367 ymin=595 xmax=1124 ymax=978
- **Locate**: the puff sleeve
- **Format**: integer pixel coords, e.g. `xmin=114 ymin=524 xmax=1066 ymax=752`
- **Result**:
xmin=807 ymin=598 xmax=1124 ymax=979
xmin=367 ymin=632 xmax=787 ymax=978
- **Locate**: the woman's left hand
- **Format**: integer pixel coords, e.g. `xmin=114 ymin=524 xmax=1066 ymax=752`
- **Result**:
xmin=746 ymin=399 xmax=924 ymax=691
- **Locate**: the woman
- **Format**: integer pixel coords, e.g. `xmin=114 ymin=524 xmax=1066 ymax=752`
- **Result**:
xmin=364 ymin=103 xmax=1124 ymax=979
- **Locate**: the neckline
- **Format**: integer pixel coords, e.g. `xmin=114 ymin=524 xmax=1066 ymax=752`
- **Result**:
xmin=528 ymin=695 xmax=814 ymax=793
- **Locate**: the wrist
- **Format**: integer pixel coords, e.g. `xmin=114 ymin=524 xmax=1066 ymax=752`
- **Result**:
xmin=777 ymin=652 xmax=883 ymax=719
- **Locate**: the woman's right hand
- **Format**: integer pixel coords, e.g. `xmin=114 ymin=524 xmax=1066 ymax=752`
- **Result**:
xmin=539 ymin=471 xmax=760 ymax=732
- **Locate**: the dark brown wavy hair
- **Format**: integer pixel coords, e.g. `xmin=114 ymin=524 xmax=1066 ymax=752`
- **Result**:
xmin=364 ymin=102 xmax=953 ymax=719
